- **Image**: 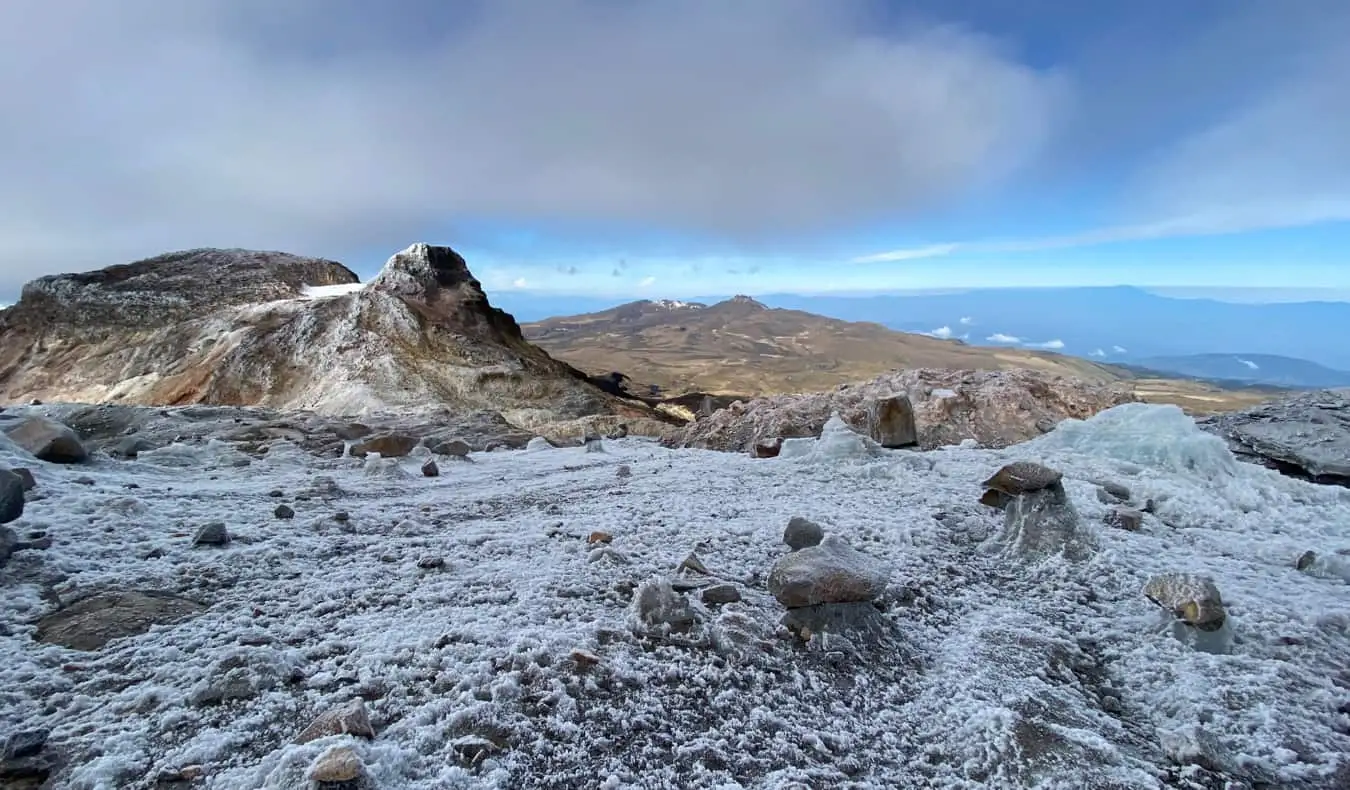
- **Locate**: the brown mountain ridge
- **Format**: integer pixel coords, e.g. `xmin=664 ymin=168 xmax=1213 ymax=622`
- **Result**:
xmin=522 ymin=296 xmax=1275 ymax=414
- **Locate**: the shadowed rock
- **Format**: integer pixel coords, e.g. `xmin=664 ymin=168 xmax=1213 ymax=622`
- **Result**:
xmin=34 ymin=591 xmax=206 ymax=651
xmin=768 ymin=535 xmax=887 ymax=608
xmin=3 ymin=417 xmax=88 ymax=463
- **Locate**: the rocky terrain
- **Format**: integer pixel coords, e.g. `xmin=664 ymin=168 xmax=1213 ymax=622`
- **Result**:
xmin=2 ymin=398 xmax=1349 ymax=789
xmin=522 ymin=298 xmax=1278 ymax=414
xmin=1199 ymin=390 xmax=1350 ymax=487
xmin=0 ymin=245 xmax=671 ymax=440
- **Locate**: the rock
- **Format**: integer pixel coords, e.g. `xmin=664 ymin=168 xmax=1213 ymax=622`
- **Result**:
xmin=2 ymin=416 xmax=88 ymax=463
xmin=0 ymin=526 xmax=15 ymax=567
xmin=193 ymin=521 xmax=230 ymax=546
xmin=429 ymin=438 xmax=472 ymax=457
xmin=274 ymin=504 xmax=295 ymax=520
xmin=986 ymin=485 xmax=1095 ymax=562
xmin=867 ymin=394 xmax=918 ymax=448
xmin=294 ymin=698 xmax=377 ymax=744
xmin=1198 ymin=390 xmax=1350 ymax=486
xmin=417 ymin=556 xmax=446 ymax=569
xmin=34 ymin=591 xmax=206 ymax=650
xmin=767 ymin=535 xmax=887 ymax=609
xmin=526 ymin=436 xmax=553 ymax=452
xmin=334 ymin=423 xmax=372 ymax=441
xmin=1297 ymin=550 xmax=1317 ymax=571
xmin=633 ymin=581 xmax=698 ymax=632
xmin=587 ymin=531 xmax=614 ymax=544
xmin=978 ymin=489 xmax=1013 ymax=510
xmin=0 ymin=468 xmax=24 ymax=524
xmin=606 ymin=423 xmax=629 ymax=439
xmin=570 ymin=648 xmax=601 ymax=669
xmin=1095 ymin=481 xmax=1132 ymax=502
xmin=188 ymin=648 xmax=294 ymax=706
xmin=334 ymin=511 xmax=350 ymax=523
xmin=309 ymin=746 xmax=364 ymax=783
xmin=677 ymin=552 xmax=709 ymax=575
xmin=12 ymin=467 xmax=36 ymax=490
xmin=751 ymin=437 xmax=783 ymax=458
xmin=349 ymin=433 xmax=419 ymax=459
xmin=1143 ymin=573 xmax=1227 ymax=632
xmin=783 ymin=516 xmax=824 ymax=551
xmin=780 ymin=601 xmax=897 ymax=648
xmin=3 ymin=729 xmax=48 ymax=761
xmin=583 ymin=434 xmax=605 ymax=453
xmin=982 ymin=461 xmax=1063 ymax=496
xmin=1104 ymin=506 xmax=1143 ymax=532
xmin=452 ymin=735 xmax=501 ymax=767
xmin=701 ymin=583 xmax=742 ymax=605
xmin=421 ymin=458 xmax=440 ymax=477
xmin=615 ymin=464 xmax=632 ymax=478
xmin=112 ymin=436 xmax=156 ymax=459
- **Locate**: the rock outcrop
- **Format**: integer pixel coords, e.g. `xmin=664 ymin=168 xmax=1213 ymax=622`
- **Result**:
xmin=1197 ymin=390 xmax=1350 ymax=486
xmin=671 ymin=369 xmax=1136 ymax=453
xmin=0 ymin=244 xmax=670 ymax=434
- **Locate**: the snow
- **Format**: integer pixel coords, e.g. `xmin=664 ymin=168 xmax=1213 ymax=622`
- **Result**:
xmin=299 ymin=283 xmax=366 ymax=300
xmin=2 ymin=404 xmax=1350 ymax=788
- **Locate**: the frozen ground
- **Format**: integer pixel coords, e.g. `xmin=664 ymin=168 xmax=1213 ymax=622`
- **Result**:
xmin=2 ymin=404 xmax=1350 ymax=789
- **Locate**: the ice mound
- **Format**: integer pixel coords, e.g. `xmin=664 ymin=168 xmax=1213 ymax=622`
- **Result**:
xmin=779 ymin=413 xmax=882 ymax=463
xmin=1028 ymin=403 xmax=1238 ymax=480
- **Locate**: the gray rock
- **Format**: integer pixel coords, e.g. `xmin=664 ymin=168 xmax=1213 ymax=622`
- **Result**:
xmin=615 ymin=464 xmax=632 ymax=478
xmin=2 ymin=729 xmax=48 ymax=760
xmin=583 ymin=435 xmax=605 ymax=453
xmin=1198 ymin=390 xmax=1350 ymax=486
xmin=3 ymin=416 xmax=88 ymax=463
xmin=867 ymin=394 xmax=917 ymax=448
xmin=633 ymin=581 xmax=698 ymax=632
xmin=1104 ymin=506 xmax=1144 ymax=532
xmin=112 ymin=436 xmax=156 ymax=459
xmin=188 ymin=648 xmax=294 ymax=706
xmin=34 ymin=591 xmax=206 ymax=650
xmin=0 ymin=468 xmax=24 ymax=524
xmin=606 ymin=423 xmax=629 ymax=440
xmin=985 ymin=485 xmax=1096 ymax=562
xmin=780 ymin=601 xmax=898 ymax=649
xmin=274 ymin=504 xmax=295 ymax=520
xmin=421 ymin=458 xmax=440 ymax=477
xmin=1297 ymin=550 xmax=1317 ymax=571
xmin=429 ymin=438 xmax=472 ymax=457
xmin=767 ymin=535 xmax=887 ymax=608
xmin=701 ymin=583 xmax=742 ymax=605
xmin=0 ymin=526 xmax=15 ymax=567
xmin=294 ymin=698 xmax=377 ymax=744
xmin=12 ymin=467 xmax=36 ymax=490
xmin=193 ymin=521 xmax=230 ymax=546
xmin=783 ymin=516 xmax=824 ymax=551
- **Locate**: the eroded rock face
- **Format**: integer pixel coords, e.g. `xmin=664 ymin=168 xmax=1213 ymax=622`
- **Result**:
xmin=0 ymin=244 xmax=673 ymax=437
xmin=671 ymin=369 xmax=1136 ymax=453
xmin=985 ymin=485 xmax=1095 ymax=563
xmin=767 ymin=536 xmax=888 ymax=608
xmin=1198 ymin=390 xmax=1350 ymax=487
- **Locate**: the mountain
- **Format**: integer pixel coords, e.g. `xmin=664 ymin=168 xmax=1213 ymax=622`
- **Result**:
xmin=1127 ymin=353 xmax=1350 ymax=390
xmin=521 ymin=297 xmax=1276 ymax=414
xmin=0 ymin=244 xmax=668 ymax=433
xmin=752 ymin=286 xmax=1350 ymax=371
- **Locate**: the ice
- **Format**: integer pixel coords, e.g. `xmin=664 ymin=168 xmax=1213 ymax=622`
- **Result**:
xmin=1 ymin=403 xmax=1348 ymax=788
xmin=299 ymin=282 xmax=366 ymax=300
xmin=778 ymin=412 xmax=882 ymax=463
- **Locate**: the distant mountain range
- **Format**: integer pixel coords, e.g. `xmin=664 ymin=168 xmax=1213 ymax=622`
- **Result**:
xmin=494 ymin=285 xmax=1350 ymax=384
xmin=1124 ymin=354 xmax=1350 ymax=390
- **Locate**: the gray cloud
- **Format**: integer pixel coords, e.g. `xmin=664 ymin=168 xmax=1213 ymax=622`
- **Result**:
xmin=0 ymin=0 xmax=1060 ymax=296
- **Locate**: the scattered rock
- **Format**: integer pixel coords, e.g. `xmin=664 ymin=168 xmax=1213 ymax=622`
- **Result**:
xmin=349 ymin=433 xmax=419 ymax=459
xmin=587 ymin=531 xmax=614 ymax=545
xmin=606 ymin=423 xmax=629 ymax=439
xmin=2 ymin=416 xmax=89 ymax=463
xmin=0 ymin=526 xmax=16 ymax=567
xmin=112 ymin=436 xmax=156 ymax=459
xmin=780 ymin=601 xmax=897 ymax=648
xmin=570 ymin=648 xmax=601 ymax=669
xmin=701 ymin=583 xmax=742 ymax=605
xmin=979 ymin=488 xmax=1013 ymax=510
xmin=783 ymin=516 xmax=824 ymax=551
xmin=1104 ymin=507 xmax=1144 ymax=532
xmin=615 ymin=464 xmax=632 ymax=479
xmin=421 ymin=458 xmax=440 ymax=477
xmin=417 ymin=556 xmax=446 ymax=570
xmin=0 ymin=468 xmax=24 ymax=524
xmin=193 ymin=521 xmax=230 ymax=546
xmin=268 ymin=488 xmax=284 ymax=498
xmin=452 ymin=735 xmax=501 ymax=767
xmin=429 ymin=438 xmax=472 ymax=457
xmin=274 ymin=504 xmax=295 ymax=520
xmin=982 ymin=461 xmax=1063 ymax=496
xmin=677 ymin=552 xmax=709 ymax=575
xmin=1297 ymin=550 xmax=1317 ymax=571
xmin=867 ymin=394 xmax=918 ymax=448
xmin=188 ymin=648 xmax=295 ymax=706
xmin=1095 ymin=481 xmax=1132 ymax=503
xmin=73 ymin=475 xmax=95 ymax=486
xmin=767 ymin=535 xmax=887 ymax=609
xmin=309 ymin=746 xmax=364 ymax=783
xmin=751 ymin=437 xmax=783 ymax=458
xmin=334 ymin=511 xmax=350 ymax=523
xmin=294 ymin=698 xmax=377 ymax=744
xmin=633 ymin=581 xmax=698 ymax=633
xmin=34 ymin=591 xmax=206 ymax=650
xmin=1143 ymin=573 xmax=1227 ymax=632
xmin=334 ymin=423 xmax=373 ymax=441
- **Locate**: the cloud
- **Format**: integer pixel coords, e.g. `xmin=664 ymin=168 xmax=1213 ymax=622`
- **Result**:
xmin=850 ymin=243 xmax=959 ymax=264
xmin=1112 ymin=345 xmax=1128 ymax=354
xmin=1236 ymin=357 xmax=1260 ymax=370
xmin=926 ymin=326 xmax=954 ymax=339
xmin=958 ymin=316 xmax=974 ymax=325
xmin=639 ymin=276 xmax=657 ymax=287
xmin=986 ymin=333 xmax=1020 ymax=343
xmin=512 ymin=277 xmax=528 ymax=288
xmin=1088 ymin=348 xmax=1106 ymax=357
xmin=1029 ymin=339 xmax=1065 ymax=350
xmin=0 ymin=0 xmax=1062 ymax=296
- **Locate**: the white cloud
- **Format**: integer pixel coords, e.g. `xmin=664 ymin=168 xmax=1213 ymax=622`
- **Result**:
xmin=512 ymin=277 xmax=530 ymax=288
xmin=1112 ymin=345 xmax=1128 ymax=354
xmin=986 ymin=333 xmax=1021 ymax=343
xmin=926 ymin=326 xmax=954 ymax=339
xmin=958 ymin=316 xmax=974 ymax=325
xmin=1029 ymin=339 xmax=1065 ymax=350
xmin=1236 ymin=357 xmax=1260 ymax=370
xmin=850 ymin=244 xmax=959 ymax=264
xmin=638 ymin=276 xmax=657 ymax=287
xmin=1088 ymin=348 xmax=1106 ymax=357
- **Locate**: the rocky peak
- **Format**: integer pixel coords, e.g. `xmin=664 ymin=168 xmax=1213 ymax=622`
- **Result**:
xmin=728 ymin=295 xmax=766 ymax=308
xmin=7 ymin=248 xmax=357 ymax=330
xmin=368 ymin=243 xmax=477 ymax=298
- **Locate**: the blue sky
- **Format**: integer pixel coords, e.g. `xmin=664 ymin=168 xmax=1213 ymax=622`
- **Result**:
xmin=1 ymin=0 xmax=1348 ymax=302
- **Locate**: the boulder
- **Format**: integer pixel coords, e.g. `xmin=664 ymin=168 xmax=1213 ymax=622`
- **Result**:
xmin=982 ymin=461 xmax=1063 ymax=496
xmin=349 ymin=433 xmax=419 ymax=459
xmin=867 ymin=394 xmax=917 ymax=448
xmin=0 ymin=468 xmax=24 ymax=524
xmin=3 ymin=416 xmax=88 ymax=463
xmin=767 ymin=535 xmax=887 ymax=608
xmin=783 ymin=516 xmax=824 ymax=551
xmin=1143 ymin=573 xmax=1226 ymax=632
xmin=294 ymin=698 xmax=376 ymax=744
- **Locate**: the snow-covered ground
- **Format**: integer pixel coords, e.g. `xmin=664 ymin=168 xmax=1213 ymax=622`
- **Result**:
xmin=299 ymin=283 xmax=366 ymax=300
xmin=2 ymin=404 xmax=1349 ymax=789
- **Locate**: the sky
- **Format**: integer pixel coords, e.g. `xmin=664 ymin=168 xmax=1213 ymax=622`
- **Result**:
xmin=2 ymin=0 xmax=1349 ymax=303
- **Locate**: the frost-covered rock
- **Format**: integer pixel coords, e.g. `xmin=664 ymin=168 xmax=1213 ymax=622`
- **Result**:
xmin=779 ymin=413 xmax=881 ymax=462
xmin=783 ymin=516 xmax=824 ymax=551
xmin=632 ymin=581 xmax=698 ymax=633
xmin=1030 ymin=403 xmax=1239 ymax=480
xmin=0 ymin=468 xmax=23 ymax=524
xmin=188 ymin=648 xmax=297 ymax=706
xmin=192 ymin=521 xmax=230 ymax=546
xmin=2 ymin=416 xmax=88 ymax=463
xmin=767 ymin=535 xmax=888 ymax=608
xmin=1198 ymin=389 xmax=1350 ymax=486
xmin=981 ymin=461 xmax=1063 ymax=496
xmin=309 ymin=745 xmax=365 ymax=783
xmin=294 ymin=698 xmax=376 ymax=744
xmin=1143 ymin=573 xmax=1227 ymax=632
xmin=33 ymin=591 xmax=206 ymax=650
xmin=526 ymin=436 xmax=553 ymax=452
xmin=985 ymin=484 xmax=1096 ymax=562
xmin=671 ymin=368 xmax=1136 ymax=453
